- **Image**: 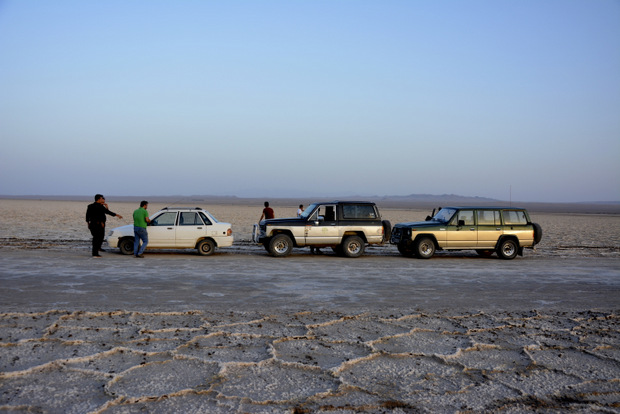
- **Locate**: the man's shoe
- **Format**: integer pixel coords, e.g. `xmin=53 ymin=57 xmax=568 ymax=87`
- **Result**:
xmin=93 ymin=255 xmax=102 ymax=258
xmin=135 ymin=254 xmax=144 ymax=258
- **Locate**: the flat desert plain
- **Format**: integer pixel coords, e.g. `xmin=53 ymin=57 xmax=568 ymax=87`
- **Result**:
xmin=0 ymin=199 xmax=619 ymax=413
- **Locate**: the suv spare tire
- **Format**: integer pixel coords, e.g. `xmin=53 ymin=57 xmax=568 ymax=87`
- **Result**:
xmin=533 ymin=223 xmax=543 ymax=245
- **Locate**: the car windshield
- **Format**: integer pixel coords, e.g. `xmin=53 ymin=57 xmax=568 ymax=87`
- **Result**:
xmin=433 ymin=208 xmax=457 ymax=223
xmin=299 ymin=203 xmax=320 ymax=219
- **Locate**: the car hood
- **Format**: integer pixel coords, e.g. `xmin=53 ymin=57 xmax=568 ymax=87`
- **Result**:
xmin=262 ymin=217 xmax=306 ymax=226
xmin=395 ymin=220 xmax=445 ymax=228
xmin=108 ymin=224 xmax=134 ymax=235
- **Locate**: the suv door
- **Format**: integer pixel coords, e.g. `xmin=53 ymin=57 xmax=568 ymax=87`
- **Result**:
xmin=148 ymin=211 xmax=178 ymax=247
xmin=305 ymin=204 xmax=339 ymax=245
xmin=445 ymin=209 xmax=476 ymax=248
xmin=476 ymin=210 xmax=502 ymax=248
xmin=176 ymin=212 xmax=206 ymax=248
xmin=502 ymin=210 xmax=534 ymax=245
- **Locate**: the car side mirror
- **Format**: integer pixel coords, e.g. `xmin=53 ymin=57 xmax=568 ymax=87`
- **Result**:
xmin=458 ymin=220 xmax=465 ymax=226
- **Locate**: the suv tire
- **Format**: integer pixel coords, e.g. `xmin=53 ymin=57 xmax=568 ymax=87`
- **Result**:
xmin=415 ymin=237 xmax=435 ymax=259
xmin=497 ymin=238 xmax=518 ymax=260
xmin=119 ymin=238 xmax=134 ymax=255
xmin=533 ymin=223 xmax=543 ymax=245
xmin=342 ymin=235 xmax=365 ymax=258
xmin=269 ymin=234 xmax=293 ymax=257
xmin=397 ymin=242 xmax=416 ymax=257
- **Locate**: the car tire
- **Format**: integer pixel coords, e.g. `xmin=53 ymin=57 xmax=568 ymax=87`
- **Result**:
xmin=118 ymin=238 xmax=134 ymax=255
xmin=269 ymin=234 xmax=293 ymax=257
xmin=533 ymin=223 xmax=543 ymax=245
xmin=497 ymin=238 xmax=518 ymax=260
xmin=197 ymin=239 xmax=215 ymax=256
xmin=397 ymin=242 xmax=416 ymax=257
xmin=476 ymin=249 xmax=494 ymax=258
xmin=415 ymin=237 xmax=435 ymax=259
xmin=342 ymin=235 xmax=365 ymax=258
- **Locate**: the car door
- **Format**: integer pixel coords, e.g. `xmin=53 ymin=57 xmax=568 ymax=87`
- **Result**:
xmin=304 ymin=204 xmax=339 ymax=245
xmin=445 ymin=209 xmax=476 ymax=248
xmin=476 ymin=210 xmax=502 ymax=249
xmin=175 ymin=212 xmax=206 ymax=248
xmin=502 ymin=210 xmax=534 ymax=245
xmin=147 ymin=211 xmax=178 ymax=248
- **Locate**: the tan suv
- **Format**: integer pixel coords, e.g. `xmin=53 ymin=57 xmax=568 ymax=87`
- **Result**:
xmin=390 ymin=207 xmax=542 ymax=259
xmin=253 ymin=201 xmax=391 ymax=257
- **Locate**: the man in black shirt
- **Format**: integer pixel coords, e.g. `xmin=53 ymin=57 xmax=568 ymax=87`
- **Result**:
xmin=85 ymin=194 xmax=123 ymax=257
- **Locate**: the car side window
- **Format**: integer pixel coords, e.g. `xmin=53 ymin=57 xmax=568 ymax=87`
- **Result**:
xmin=342 ymin=205 xmax=377 ymax=219
xmin=503 ymin=210 xmax=528 ymax=225
xmin=199 ymin=212 xmax=212 ymax=225
xmin=456 ymin=210 xmax=475 ymax=226
xmin=151 ymin=212 xmax=177 ymax=226
xmin=179 ymin=212 xmax=204 ymax=226
xmin=477 ymin=210 xmax=500 ymax=226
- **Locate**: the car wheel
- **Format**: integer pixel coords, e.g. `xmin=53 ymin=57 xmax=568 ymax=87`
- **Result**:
xmin=497 ymin=239 xmax=518 ymax=260
xmin=197 ymin=239 xmax=215 ymax=256
xmin=397 ymin=242 xmax=416 ymax=257
xmin=476 ymin=249 xmax=494 ymax=258
xmin=269 ymin=234 xmax=293 ymax=257
xmin=118 ymin=238 xmax=134 ymax=255
xmin=415 ymin=237 xmax=435 ymax=259
xmin=342 ymin=235 xmax=365 ymax=258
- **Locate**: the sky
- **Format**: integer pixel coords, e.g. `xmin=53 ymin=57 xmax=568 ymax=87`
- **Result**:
xmin=0 ymin=1 xmax=619 ymax=203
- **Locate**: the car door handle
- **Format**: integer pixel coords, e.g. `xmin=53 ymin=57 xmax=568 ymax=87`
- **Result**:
xmin=470 ymin=228 xmax=476 ymax=231
xmin=167 ymin=227 xmax=174 ymax=230
xmin=197 ymin=227 xmax=203 ymax=229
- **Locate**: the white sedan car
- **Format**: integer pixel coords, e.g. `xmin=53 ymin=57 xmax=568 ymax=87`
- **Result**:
xmin=106 ymin=207 xmax=233 ymax=256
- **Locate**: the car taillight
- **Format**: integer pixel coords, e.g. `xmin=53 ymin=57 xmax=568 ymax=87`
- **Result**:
xmin=227 ymin=228 xmax=232 ymax=236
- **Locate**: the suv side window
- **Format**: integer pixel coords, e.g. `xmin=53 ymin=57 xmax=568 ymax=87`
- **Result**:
xmin=151 ymin=212 xmax=177 ymax=226
xmin=503 ymin=210 xmax=528 ymax=225
xmin=477 ymin=210 xmax=501 ymax=226
xmin=342 ymin=204 xmax=377 ymax=219
xmin=179 ymin=212 xmax=204 ymax=226
xmin=454 ymin=210 xmax=474 ymax=226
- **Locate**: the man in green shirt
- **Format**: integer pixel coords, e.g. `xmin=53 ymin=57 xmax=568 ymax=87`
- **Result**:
xmin=133 ymin=200 xmax=151 ymax=258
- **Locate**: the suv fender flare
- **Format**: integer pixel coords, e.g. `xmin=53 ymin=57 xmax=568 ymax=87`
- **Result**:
xmin=269 ymin=229 xmax=298 ymax=247
xmin=412 ymin=234 xmax=439 ymax=250
xmin=343 ymin=231 xmax=368 ymax=243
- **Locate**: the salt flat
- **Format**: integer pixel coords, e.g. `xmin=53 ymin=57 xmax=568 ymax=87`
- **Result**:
xmin=0 ymin=199 xmax=619 ymax=412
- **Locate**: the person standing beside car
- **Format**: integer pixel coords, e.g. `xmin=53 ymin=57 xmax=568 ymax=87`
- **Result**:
xmin=86 ymin=194 xmax=123 ymax=258
xmin=133 ymin=200 xmax=151 ymax=258
xmin=259 ymin=201 xmax=275 ymax=222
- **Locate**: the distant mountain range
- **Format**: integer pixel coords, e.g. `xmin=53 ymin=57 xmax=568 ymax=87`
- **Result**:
xmin=1 ymin=193 xmax=619 ymax=214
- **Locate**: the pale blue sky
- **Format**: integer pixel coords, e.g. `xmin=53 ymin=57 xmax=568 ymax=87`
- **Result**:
xmin=1 ymin=0 xmax=618 ymax=202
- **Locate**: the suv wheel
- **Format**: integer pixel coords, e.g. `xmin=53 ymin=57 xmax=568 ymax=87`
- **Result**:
xmin=342 ymin=235 xmax=365 ymax=258
xmin=497 ymin=239 xmax=518 ymax=260
xmin=476 ymin=249 xmax=494 ymax=258
xmin=119 ymin=238 xmax=134 ymax=255
xmin=197 ymin=239 xmax=215 ymax=256
xmin=415 ymin=237 xmax=435 ymax=259
xmin=397 ymin=242 xmax=416 ymax=257
xmin=269 ymin=234 xmax=293 ymax=257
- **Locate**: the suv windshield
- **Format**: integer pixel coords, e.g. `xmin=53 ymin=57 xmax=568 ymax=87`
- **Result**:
xmin=300 ymin=203 xmax=320 ymax=220
xmin=433 ymin=208 xmax=457 ymax=223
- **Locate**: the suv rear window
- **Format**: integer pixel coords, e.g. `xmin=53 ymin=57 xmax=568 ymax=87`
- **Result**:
xmin=342 ymin=204 xmax=377 ymax=219
xmin=503 ymin=210 xmax=528 ymax=225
